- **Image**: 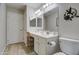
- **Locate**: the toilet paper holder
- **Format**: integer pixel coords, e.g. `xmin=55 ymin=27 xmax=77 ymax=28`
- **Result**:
xmin=48 ymin=42 xmax=52 ymax=45
xmin=47 ymin=41 xmax=56 ymax=46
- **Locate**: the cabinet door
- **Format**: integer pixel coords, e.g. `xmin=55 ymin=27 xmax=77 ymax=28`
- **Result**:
xmin=38 ymin=38 xmax=46 ymax=55
xmin=46 ymin=39 xmax=55 ymax=55
xmin=34 ymin=36 xmax=39 ymax=54
xmin=46 ymin=37 xmax=59 ymax=55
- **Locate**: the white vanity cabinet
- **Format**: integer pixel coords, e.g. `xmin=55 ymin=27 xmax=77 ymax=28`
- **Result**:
xmin=34 ymin=36 xmax=46 ymax=55
xmin=34 ymin=35 xmax=59 ymax=55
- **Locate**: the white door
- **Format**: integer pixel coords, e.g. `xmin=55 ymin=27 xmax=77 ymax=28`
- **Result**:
xmin=7 ymin=8 xmax=24 ymax=44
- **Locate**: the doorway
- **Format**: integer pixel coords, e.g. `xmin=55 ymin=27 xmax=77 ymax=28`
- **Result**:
xmin=7 ymin=7 xmax=25 ymax=45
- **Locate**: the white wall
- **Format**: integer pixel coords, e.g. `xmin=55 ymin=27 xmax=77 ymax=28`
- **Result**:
xmin=0 ymin=3 xmax=7 ymax=54
xmin=58 ymin=3 xmax=79 ymax=39
xmin=26 ymin=6 xmax=36 ymax=32
xmin=44 ymin=12 xmax=57 ymax=32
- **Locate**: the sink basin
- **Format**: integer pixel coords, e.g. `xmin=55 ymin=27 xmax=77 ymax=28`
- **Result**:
xmin=41 ymin=31 xmax=58 ymax=35
xmin=30 ymin=30 xmax=58 ymax=38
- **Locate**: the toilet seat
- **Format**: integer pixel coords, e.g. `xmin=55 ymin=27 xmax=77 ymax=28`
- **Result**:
xmin=54 ymin=52 xmax=66 ymax=55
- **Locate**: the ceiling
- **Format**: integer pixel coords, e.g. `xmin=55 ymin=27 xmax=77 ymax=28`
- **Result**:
xmin=6 ymin=3 xmax=44 ymax=11
xmin=26 ymin=3 xmax=45 ymax=10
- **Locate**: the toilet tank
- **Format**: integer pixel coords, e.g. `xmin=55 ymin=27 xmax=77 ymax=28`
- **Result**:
xmin=59 ymin=37 xmax=79 ymax=55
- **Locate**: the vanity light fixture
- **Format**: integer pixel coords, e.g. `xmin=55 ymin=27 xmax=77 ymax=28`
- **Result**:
xmin=35 ymin=9 xmax=41 ymax=14
xmin=43 ymin=3 xmax=49 ymax=8
xmin=64 ymin=6 xmax=79 ymax=21
xmin=35 ymin=3 xmax=53 ymax=15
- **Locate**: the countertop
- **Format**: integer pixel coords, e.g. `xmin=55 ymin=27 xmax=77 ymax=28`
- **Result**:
xmin=29 ymin=31 xmax=58 ymax=39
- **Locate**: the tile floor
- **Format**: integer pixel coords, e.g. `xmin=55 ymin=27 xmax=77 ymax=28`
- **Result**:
xmin=4 ymin=42 xmax=36 ymax=55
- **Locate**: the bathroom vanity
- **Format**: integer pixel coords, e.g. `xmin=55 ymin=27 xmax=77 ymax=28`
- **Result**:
xmin=29 ymin=31 xmax=59 ymax=55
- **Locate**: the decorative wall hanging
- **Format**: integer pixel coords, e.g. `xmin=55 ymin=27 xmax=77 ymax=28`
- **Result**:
xmin=64 ymin=6 xmax=79 ymax=21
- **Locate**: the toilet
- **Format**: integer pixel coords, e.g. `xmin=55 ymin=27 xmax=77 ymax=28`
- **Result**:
xmin=54 ymin=37 xmax=79 ymax=55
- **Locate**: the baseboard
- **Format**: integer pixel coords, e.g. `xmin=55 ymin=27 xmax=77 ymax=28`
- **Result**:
xmin=7 ymin=41 xmax=24 ymax=45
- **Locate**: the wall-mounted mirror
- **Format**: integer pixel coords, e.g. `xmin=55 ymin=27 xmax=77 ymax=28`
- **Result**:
xmin=30 ymin=13 xmax=43 ymax=29
xmin=37 ymin=17 xmax=42 ymax=27
xmin=30 ymin=18 xmax=36 ymax=27
xmin=43 ymin=6 xmax=59 ymax=32
xmin=37 ymin=15 xmax=43 ymax=29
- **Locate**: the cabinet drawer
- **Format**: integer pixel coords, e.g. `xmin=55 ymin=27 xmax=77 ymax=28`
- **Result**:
xmin=39 ymin=43 xmax=46 ymax=55
xmin=38 ymin=38 xmax=46 ymax=55
xmin=34 ymin=42 xmax=39 ymax=53
xmin=34 ymin=37 xmax=39 ymax=54
xmin=34 ymin=36 xmax=39 ymax=42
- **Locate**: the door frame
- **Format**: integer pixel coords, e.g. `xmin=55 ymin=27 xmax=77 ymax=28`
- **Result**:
xmin=6 ymin=7 xmax=25 ymax=45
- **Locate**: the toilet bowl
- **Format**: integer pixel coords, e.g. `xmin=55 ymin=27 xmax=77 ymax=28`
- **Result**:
xmin=54 ymin=52 xmax=66 ymax=55
xmin=54 ymin=37 xmax=79 ymax=55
